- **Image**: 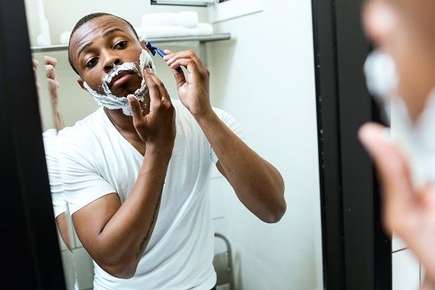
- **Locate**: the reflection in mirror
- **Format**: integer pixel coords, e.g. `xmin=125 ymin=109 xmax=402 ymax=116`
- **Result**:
xmin=27 ymin=1 xmax=323 ymax=289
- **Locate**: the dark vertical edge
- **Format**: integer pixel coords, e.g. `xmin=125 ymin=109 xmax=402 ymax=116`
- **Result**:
xmin=0 ymin=0 xmax=66 ymax=289
xmin=334 ymin=0 xmax=392 ymax=289
xmin=311 ymin=0 xmax=346 ymax=289
xmin=312 ymin=0 xmax=392 ymax=289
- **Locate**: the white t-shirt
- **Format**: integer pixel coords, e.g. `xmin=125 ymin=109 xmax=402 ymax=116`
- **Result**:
xmin=57 ymin=100 xmax=241 ymax=290
xmin=43 ymin=129 xmax=67 ymax=218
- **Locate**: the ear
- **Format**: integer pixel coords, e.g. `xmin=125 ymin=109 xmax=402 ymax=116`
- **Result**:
xmin=77 ymin=79 xmax=86 ymax=90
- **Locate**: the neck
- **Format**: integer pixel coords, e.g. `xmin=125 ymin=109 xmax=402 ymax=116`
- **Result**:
xmin=104 ymin=108 xmax=136 ymax=133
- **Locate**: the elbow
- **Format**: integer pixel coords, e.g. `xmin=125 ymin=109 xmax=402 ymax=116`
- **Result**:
xmin=98 ymin=256 xmax=139 ymax=279
xmin=261 ymin=200 xmax=287 ymax=224
xmin=262 ymin=182 xmax=286 ymax=224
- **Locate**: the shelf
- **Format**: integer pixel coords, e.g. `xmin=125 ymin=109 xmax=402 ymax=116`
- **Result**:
xmin=31 ymin=33 xmax=231 ymax=53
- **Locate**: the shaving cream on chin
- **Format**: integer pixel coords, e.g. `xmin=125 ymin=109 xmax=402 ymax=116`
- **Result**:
xmin=84 ymin=49 xmax=156 ymax=116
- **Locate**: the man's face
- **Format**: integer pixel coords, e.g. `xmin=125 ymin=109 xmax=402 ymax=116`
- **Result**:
xmin=363 ymin=0 xmax=435 ymax=120
xmin=69 ymin=16 xmax=145 ymax=98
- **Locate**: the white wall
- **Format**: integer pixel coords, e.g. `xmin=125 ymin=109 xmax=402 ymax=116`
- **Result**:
xmin=206 ymin=1 xmax=323 ymax=290
xmin=25 ymin=0 xmax=209 ymax=46
xmin=392 ymin=237 xmax=422 ymax=290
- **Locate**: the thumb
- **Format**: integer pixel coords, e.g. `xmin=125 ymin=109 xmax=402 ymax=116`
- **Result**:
xmin=359 ymin=123 xmax=414 ymax=208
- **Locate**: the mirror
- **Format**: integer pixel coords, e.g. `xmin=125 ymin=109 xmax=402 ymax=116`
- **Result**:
xmin=26 ymin=1 xmax=324 ymax=289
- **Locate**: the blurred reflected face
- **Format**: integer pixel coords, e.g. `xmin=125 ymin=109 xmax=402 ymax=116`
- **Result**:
xmin=363 ymin=0 xmax=435 ymax=120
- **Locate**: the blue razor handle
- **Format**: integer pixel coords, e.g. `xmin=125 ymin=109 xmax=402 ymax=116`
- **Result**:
xmin=146 ymin=42 xmax=167 ymax=57
xmin=145 ymin=42 xmax=184 ymax=73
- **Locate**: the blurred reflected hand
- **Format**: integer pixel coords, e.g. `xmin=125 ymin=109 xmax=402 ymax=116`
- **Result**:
xmin=422 ymin=277 xmax=435 ymax=290
xmin=359 ymin=123 xmax=435 ymax=284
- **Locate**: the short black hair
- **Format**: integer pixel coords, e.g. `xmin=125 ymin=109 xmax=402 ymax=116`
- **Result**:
xmin=68 ymin=12 xmax=140 ymax=75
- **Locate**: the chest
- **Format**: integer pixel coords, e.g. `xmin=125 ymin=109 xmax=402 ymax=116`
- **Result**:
xmin=94 ymin=123 xmax=212 ymax=210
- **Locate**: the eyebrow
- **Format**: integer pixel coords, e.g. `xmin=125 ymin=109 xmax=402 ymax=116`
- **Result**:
xmin=76 ymin=28 xmax=126 ymax=60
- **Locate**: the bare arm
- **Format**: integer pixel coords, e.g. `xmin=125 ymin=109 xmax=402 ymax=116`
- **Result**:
xmin=165 ymin=49 xmax=286 ymax=223
xmin=197 ymin=112 xmax=286 ymax=223
xmin=72 ymin=149 xmax=170 ymax=278
xmin=44 ymin=56 xmax=64 ymax=131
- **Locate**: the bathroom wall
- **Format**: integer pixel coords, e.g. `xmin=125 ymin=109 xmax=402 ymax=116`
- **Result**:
xmin=26 ymin=0 xmax=208 ymax=130
xmin=392 ymin=237 xmax=421 ymax=290
xmin=206 ymin=1 xmax=323 ymax=290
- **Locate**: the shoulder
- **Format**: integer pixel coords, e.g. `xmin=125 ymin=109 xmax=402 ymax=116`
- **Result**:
xmin=58 ymin=109 xmax=104 ymax=141
xmin=57 ymin=109 xmax=106 ymax=158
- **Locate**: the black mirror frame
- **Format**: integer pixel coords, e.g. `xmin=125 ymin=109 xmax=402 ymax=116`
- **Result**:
xmin=0 ymin=0 xmax=391 ymax=289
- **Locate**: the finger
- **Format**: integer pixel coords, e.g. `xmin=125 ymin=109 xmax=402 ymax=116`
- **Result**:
xmin=33 ymin=59 xmax=39 ymax=72
xmin=47 ymin=79 xmax=59 ymax=94
xmin=169 ymin=58 xmax=200 ymax=76
xmin=148 ymin=72 xmax=173 ymax=108
xmin=359 ymin=123 xmax=415 ymax=213
xmin=139 ymin=98 xmax=149 ymax=116
xmin=166 ymin=55 xmax=202 ymax=71
xmin=143 ymin=69 xmax=162 ymax=111
xmin=147 ymin=71 xmax=169 ymax=97
xmin=45 ymin=64 xmax=57 ymax=80
xmin=44 ymin=56 xmax=58 ymax=66
xmin=170 ymin=66 xmax=186 ymax=88
xmin=128 ymin=95 xmax=142 ymax=120
xmin=164 ymin=50 xmax=200 ymax=64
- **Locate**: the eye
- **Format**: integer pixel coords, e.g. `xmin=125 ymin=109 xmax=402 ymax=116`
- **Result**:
xmin=85 ymin=57 xmax=98 ymax=69
xmin=114 ymin=40 xmax=128 ymax=50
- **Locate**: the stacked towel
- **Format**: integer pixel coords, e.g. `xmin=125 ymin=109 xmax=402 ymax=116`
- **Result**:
xmin=140 ymin=11 xmax=214 ymax=39
xmin=142 ymin=11 xmax=199 ymax=28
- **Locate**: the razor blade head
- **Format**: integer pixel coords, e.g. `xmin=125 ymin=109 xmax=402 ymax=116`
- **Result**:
xmin=145 ymin=42 xmax=158 ymax=56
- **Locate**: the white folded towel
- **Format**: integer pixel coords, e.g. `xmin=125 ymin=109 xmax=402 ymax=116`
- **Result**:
xmin=190 ymin=23 xmax=214 ymax=36
xmin=142 ymin=11 xmax=199 ymax=29
xmin=59 ymin=31 xmax=71 ymax=45
xmin=139 ymin=23 xmax=214 ymax=39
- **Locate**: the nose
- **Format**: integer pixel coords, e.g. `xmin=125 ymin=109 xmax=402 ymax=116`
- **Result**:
xmin=103 ymin=53 xmax=122 ymax=73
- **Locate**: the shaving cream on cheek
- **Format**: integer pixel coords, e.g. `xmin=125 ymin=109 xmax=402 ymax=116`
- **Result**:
xmin=84 ymin=49 xmax=156 ymax=116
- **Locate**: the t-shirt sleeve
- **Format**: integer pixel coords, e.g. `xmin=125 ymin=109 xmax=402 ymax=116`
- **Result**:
xmin=58 ymin=134 xmax=116 ymax=215
xmin=43 ymin=129 xmax=66 ymax=218
xmin=210 ymin=108 xmax=244 ymax=165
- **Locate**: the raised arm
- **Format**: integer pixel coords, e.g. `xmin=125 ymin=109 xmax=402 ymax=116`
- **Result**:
xmin=164 ymin=49 xmax=286 ymax=223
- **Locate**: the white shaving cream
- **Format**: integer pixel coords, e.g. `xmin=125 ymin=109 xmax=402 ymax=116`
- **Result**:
xmin=364 ymin=50 xmax=435 ymax=186
xmin=84 ymin=49 xmax=156 ymax=116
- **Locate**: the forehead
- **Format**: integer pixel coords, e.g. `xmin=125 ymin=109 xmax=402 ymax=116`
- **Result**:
xmin=69 ymin=15 xmax=134 ymax=56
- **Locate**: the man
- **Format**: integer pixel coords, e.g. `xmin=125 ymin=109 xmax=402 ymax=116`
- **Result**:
xmin=58 ymin=12 xmax=286 ymax=290
xmin=359 ymin=0 xmax=435 ymax=289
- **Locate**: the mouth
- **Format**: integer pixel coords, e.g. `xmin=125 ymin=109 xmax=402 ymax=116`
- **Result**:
xmin=109 ymin=70 xmax=135 ymax=90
